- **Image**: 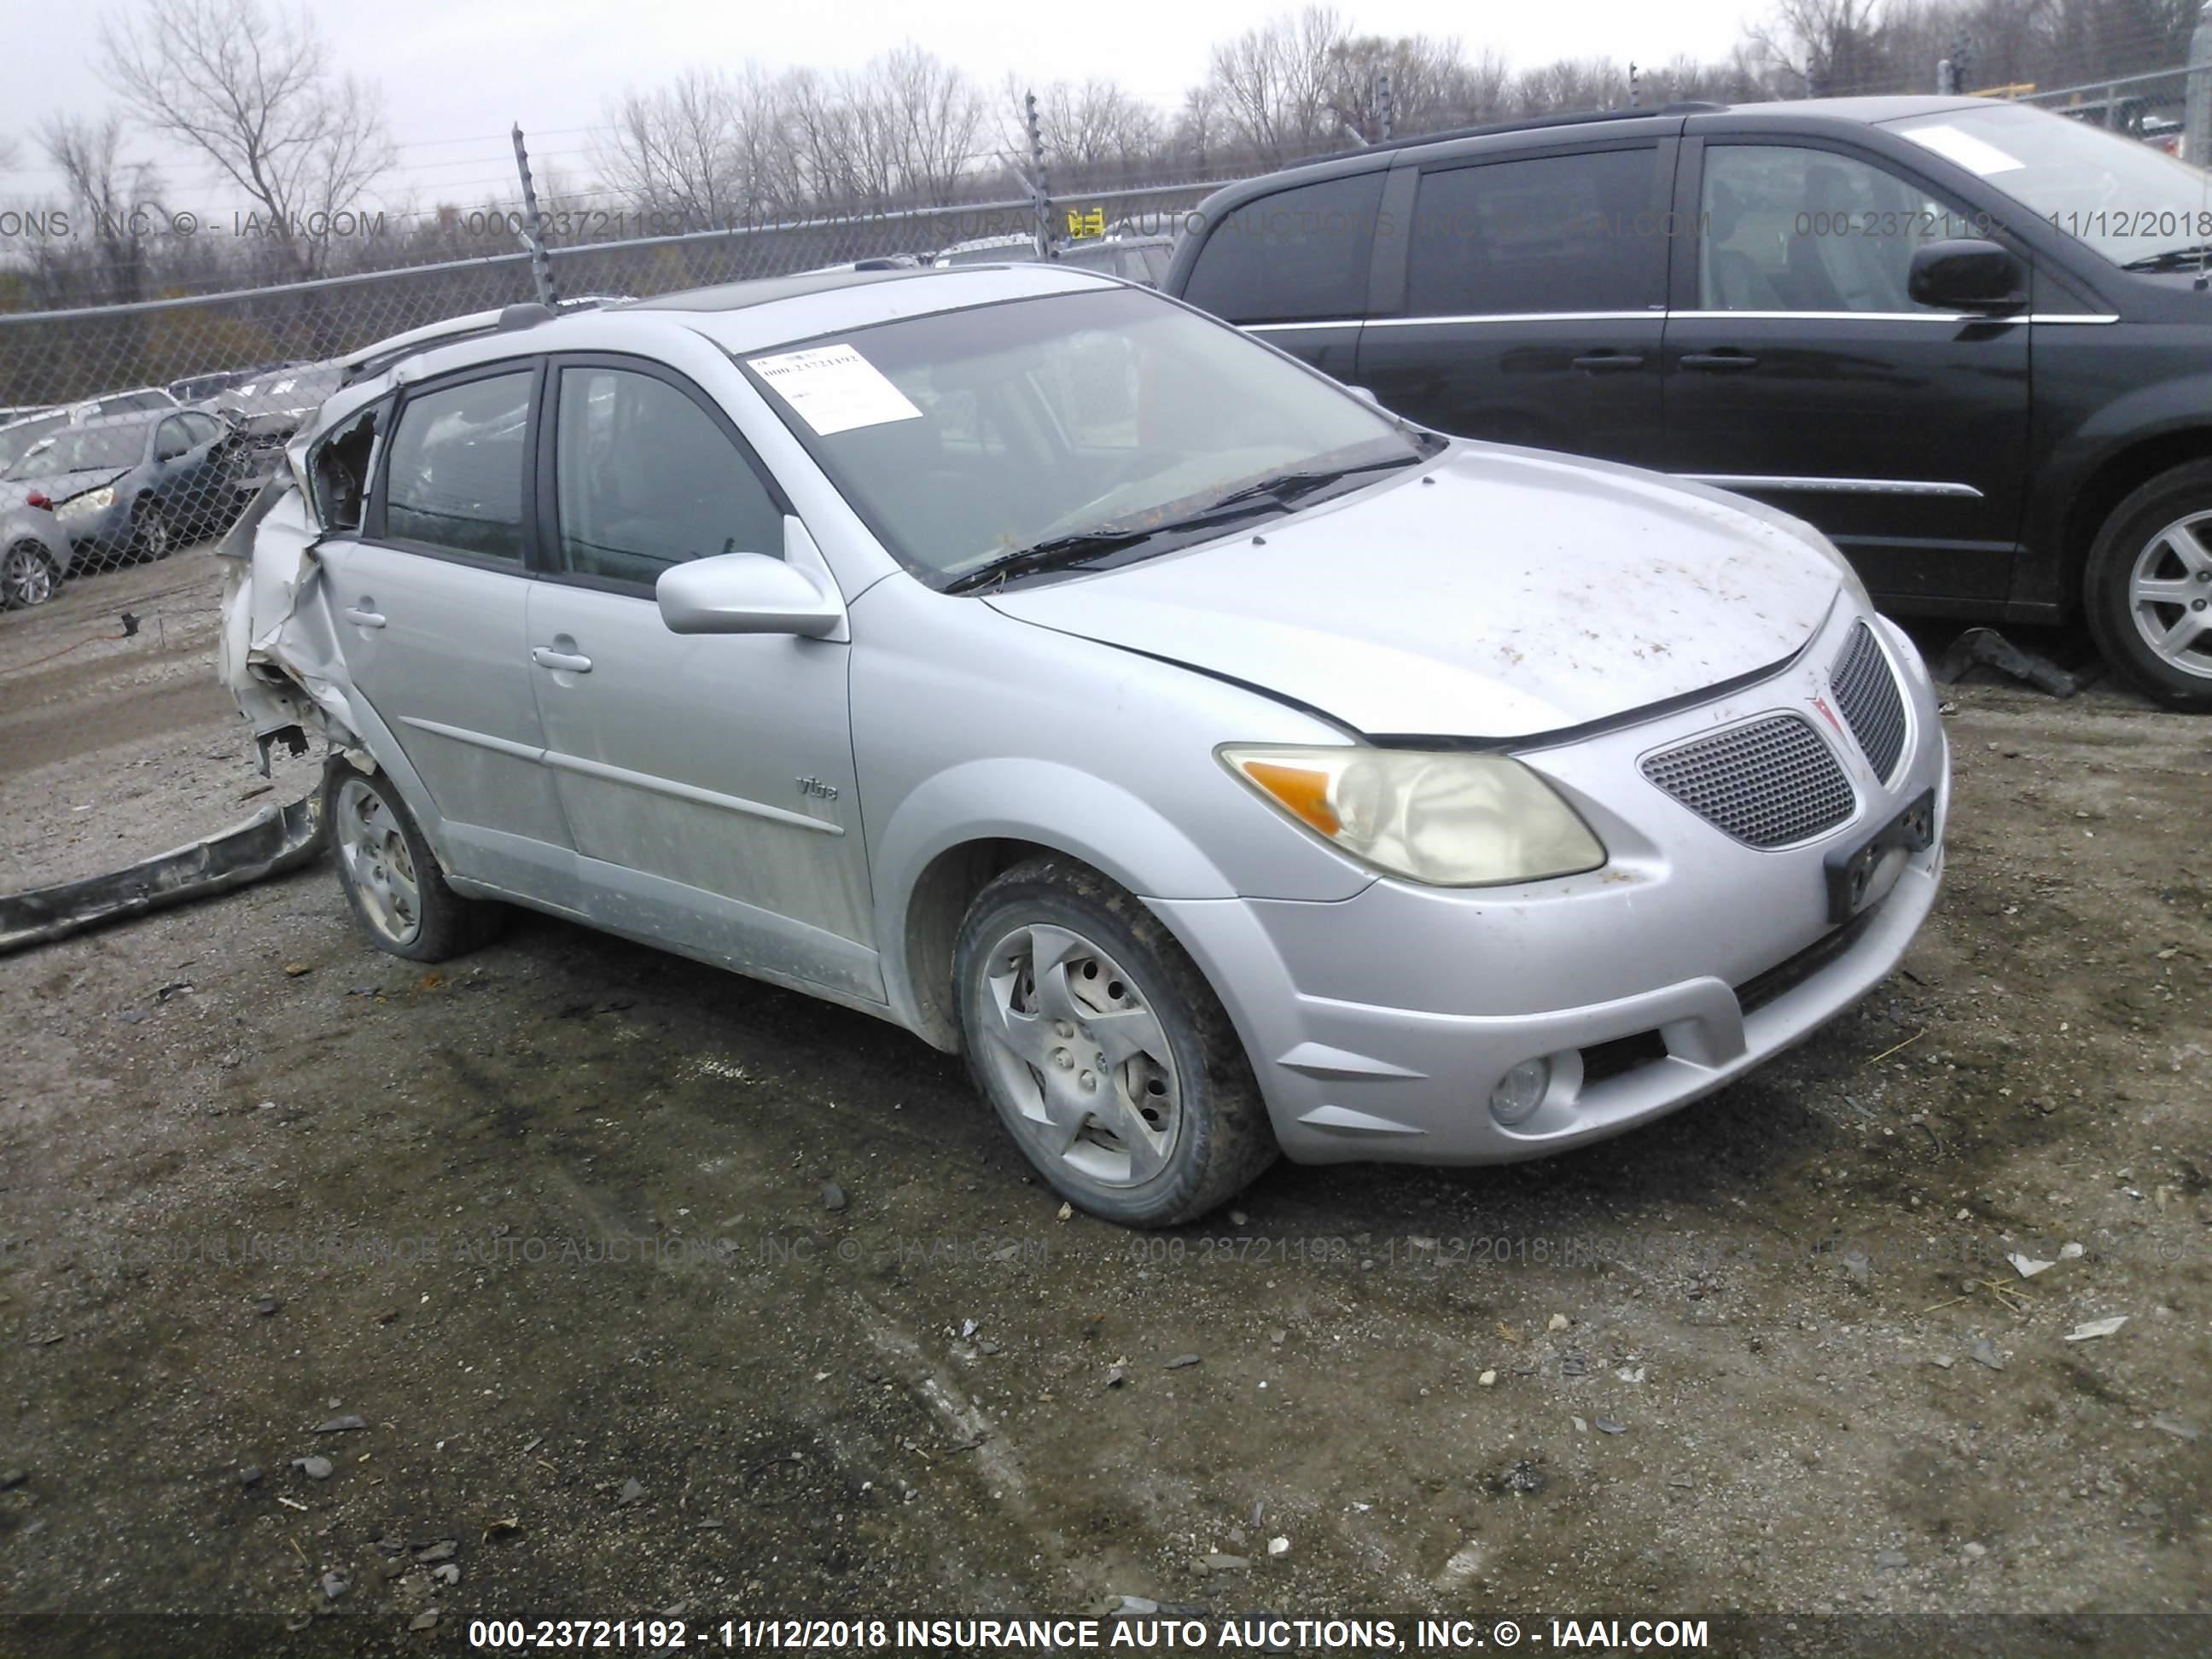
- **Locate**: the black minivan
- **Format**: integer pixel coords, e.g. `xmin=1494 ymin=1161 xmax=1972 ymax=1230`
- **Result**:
xmin=1165 ymin=96 xmax=2212 ymax=708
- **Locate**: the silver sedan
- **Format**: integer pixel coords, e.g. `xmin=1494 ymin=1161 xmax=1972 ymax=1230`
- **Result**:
xmin=219 ymin=265 xmax=1948 ymax=1225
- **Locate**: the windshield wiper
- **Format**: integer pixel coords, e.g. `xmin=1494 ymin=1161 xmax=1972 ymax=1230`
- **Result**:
xmin=2120 ymin=243 xmax=2212 ymax=273
xmin=1200 ymin=451 xmax=1425 ymax=514
xmin=941 ymin=494 xmax=1294 ymax=594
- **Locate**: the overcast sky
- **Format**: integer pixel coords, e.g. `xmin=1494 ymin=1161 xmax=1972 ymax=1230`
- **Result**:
xmin=0 ymin=0 xmax=1755 ymax=212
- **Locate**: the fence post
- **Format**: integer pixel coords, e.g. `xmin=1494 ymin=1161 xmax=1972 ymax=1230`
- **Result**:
xmin=1937 ymin=56 xmax=1956 ymax=96
xmin=1025 ymin=92 xmax=1053 ymax=259
xmin=2189 ymin=3 xmax=2212 ymax=166
xmin=1377 ymin=70 xmax=1395 ymax=138
xmin=1628 ymin=61 xmax=1641 ymax=108
xmin=511 ymin=124 xmax=561 ymax=307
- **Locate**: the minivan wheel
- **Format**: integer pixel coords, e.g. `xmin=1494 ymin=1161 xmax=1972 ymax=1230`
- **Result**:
xmin=2085 ymin=460 xmax=2212 ymax=710
xmin=324 ymin=760 xmax=506 ymax=961
xmin=1 ymin=540 xmax=58 ymax=609
xmin=952 ymin=857 xmax=1277 ymax=1226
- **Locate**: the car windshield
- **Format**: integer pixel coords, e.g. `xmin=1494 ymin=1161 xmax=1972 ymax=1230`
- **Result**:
xmin=740 ymin=284 xmax=1429 ymax=584
xmin=0 ymin=414 xmax=68 ymax=473
xmin=3 ymin=423 xmax=145 ymax=480
xmin=1890 ymin=102 xmax=2212 ymax=267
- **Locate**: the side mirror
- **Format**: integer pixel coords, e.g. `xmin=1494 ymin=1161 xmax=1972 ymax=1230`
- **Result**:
xmin=1907 ymin=239 xmax=2027 ymax=313
xmin=656 ymin=550 xmax=844 ymax=638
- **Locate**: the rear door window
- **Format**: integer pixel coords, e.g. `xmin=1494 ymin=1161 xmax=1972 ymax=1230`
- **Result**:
xmin=1183 ymin=172 xmax=1385 ymax=323
xmin=1407 ymin=148 xmax=1667 ymax=317
xmin=381 ymin=371 xmax=533 ymax=562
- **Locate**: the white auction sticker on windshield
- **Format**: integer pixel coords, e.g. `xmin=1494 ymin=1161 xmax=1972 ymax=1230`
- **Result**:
xmin=1901 ymin=123 xmax=2024 ymax=176
xmin=747 ymin=343 xmax=923 ymax=435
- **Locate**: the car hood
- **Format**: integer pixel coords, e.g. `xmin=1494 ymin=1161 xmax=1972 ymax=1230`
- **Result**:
xmin=6 ymin=465 xmax=131 ymax=504
xmin=984 ymin=444 xmax=1846 ymax=740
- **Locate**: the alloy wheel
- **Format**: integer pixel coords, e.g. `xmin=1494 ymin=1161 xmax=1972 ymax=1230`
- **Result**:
xmin=3 ymin=544 xmax=53 ymax=608
xmin=2128 ymin=510 xmax=2212 ymax=680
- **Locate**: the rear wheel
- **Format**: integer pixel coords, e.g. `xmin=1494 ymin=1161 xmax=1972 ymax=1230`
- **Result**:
xmin=323 ymin=760 xmax=505 ymax=961
xmin=2085 ymin=461 xmax=2212 ymax=710
xmin=0 ymin=540 xmax=58 ymax=609
xmin=952 ymin=856 xmax=1277 ymax=1227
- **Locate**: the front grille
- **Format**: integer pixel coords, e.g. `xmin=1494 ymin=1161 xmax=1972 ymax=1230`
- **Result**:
xmin=1641 ymin=715 xmax=1856 ymax=848
xmin=1829 ymin=621 xmax=1907 ymax=781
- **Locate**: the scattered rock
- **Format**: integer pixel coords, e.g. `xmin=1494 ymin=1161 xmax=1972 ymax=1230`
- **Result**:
xmin=1268 ymin=1329 xmax=1286 ymax=1348
xmin=1163 ymin=1353 xmax=1202 ymax=1370
xmin=415 ymin=1541 xmax=457 ymax=1563
xmin=1267 ymin=1535 xmax=1289 ymax=1557
xmin=432 ymin=1563 xmax=462 ymax=1586
xmin=2064 ymin=1315 xmax=2128 ymax=1342
xmin=1546 ymin=1313 xmax=1569 ymax=1332
xmin=1228 ymin=1210 xmax=1249 ymax=1227
xmin=254 ymin=1297 xmax=281 ymax=1317
xmin=618 ymin=1477 xmax=646 ymax=1505
xmin=2006 ymin=1252 xmax=2055 ymax=1279
xmin=1875 ymin=1549 xmax=1908 ymax=1570
xmin=284 ymin=962 xmax=313 ymax=978
xmin=321 ymin=1572 xmax=351 ymax=1601
xmin=313 ymin=1415 xmax=368 ymax=1434
xmin=2150 ymin=1414 xmax=2200 ymax=1441
xmin=1963 ymin=1542 xmax=1988 ymax=1559
xmin=292 ymin=1457 xmax=334 ymax=1480
xmin=821 ymin=1182 xmax=847 ymax=1213
xmin=1103 ymin=1365 xmax=1127 ymax=1389
xmin=1203 ymin=1553 xmax=1249 ymax=1571
xmin=237 ymin=1466 xmax=262 ymax=1487
xmin=1931 ymin=1355 xmax=1955 ymax=1369
xmin=1477 ymin=1371 xmax=1498 ymax=1388
xmin=1969 ymin=1338 xmax=2005 ymax=1371
xmin=1593 ymin=1417 xmax=1627 ymax=1435
xmin=410 ymin=1611 xmax=440 ymax=1632
xmin=1056 ymin=1202 xmax=1073 ymax=1221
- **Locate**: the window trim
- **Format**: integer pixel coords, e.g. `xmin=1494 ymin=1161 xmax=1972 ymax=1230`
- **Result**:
xmin=533 ymin=351 xmax=795 ymax=600
xmin=366 ymin=358 xmax=545 ymax=575
xmin=1673 ymin=133 xmax=2034 ymax=320
xmin=1184 ymin=169 xmax=1391 ymax=326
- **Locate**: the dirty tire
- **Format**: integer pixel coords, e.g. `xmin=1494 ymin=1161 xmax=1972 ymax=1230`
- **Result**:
xmin=1 ymin=539 xmax=59 ymax=609
xmin=323 ymin=759 xmax=505 ymax=963
xmin=953 ymin=856 xmax=1277 ymax=1227
xmin=2084 ymin=459 xmax=2212 ymax=711
xmin=134 ymin=501 xmax=173 ymax=563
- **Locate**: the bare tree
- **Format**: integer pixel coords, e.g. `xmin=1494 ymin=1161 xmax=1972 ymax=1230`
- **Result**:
xmin=596 ymin=67 xmax=795 ymax=228
xmin=38 ymin=114 xmax=165 ymax=305
xmin=1749 ymin=0 xmax=1901 ymax=94
xmin=1004 ymin=76 xmax=1165 ymax=183
xmin=1210 ymin=8 xmax=1355 ymax=164
xmin=99 ymin=0 xmax=393 ymax=276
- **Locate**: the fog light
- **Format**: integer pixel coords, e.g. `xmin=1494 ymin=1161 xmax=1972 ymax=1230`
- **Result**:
xmin=1488 ymin=1057 xmax=1551 ymax=1126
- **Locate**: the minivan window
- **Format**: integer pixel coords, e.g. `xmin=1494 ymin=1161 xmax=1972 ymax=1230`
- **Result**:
xmin=553 ymin=366 xmax=785 ymax=584
xmin=1407 ymin=148 xmax=1665 ymax=317
xmin=1699 ymin=145 xmax=1950 ymax=313
xmin=1183 ymin=173 xmax=1385 ymax=323
xmin=383 ymin=371 xmax=532 ymax=562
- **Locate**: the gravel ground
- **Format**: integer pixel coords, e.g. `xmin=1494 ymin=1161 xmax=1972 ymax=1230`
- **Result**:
xmin=0 ymin=551 xmax=2206 ymax=1654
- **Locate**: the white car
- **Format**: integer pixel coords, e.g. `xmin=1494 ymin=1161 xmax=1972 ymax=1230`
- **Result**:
xmin=219 ymin=266 xmax=1947 ymax=1225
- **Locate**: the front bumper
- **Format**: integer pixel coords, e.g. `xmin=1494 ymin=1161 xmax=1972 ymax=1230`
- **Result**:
xmin=1155 ymin=608 xmax=1949 ymax=1167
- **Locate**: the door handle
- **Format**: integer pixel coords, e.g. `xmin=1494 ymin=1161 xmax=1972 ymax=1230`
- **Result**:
xmin=531 ymin=646 xmax=593 ymax=673
xmin=341 ymin=604 xmax=386 ymax=628
xmin=1678 ymin=352 xmax=1761 ymax=373
xmin=1571 ymin=352 xmax=1645 ymax=373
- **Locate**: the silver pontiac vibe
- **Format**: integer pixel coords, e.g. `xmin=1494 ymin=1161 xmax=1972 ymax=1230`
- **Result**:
xmin=218 ymin=265 xmax=1948 ymax=1226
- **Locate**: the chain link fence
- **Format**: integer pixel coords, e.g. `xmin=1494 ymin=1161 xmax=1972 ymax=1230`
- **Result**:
xmin=0 ymin=175 xmax=1225 ymax=608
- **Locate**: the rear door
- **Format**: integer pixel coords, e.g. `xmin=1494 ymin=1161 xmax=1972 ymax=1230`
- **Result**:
xmin=1356 ymin=140 xmax=1675 ymax=465
xmin=1660 ymin=135 xmax=2033 ymax=606
xmin=318 ymin=362 xmax=579 ymax=899
xmin=1179 ymin=171 xmax=1387 ymax=383
xmin=523 ymin=355 xmax=879 ymax=1002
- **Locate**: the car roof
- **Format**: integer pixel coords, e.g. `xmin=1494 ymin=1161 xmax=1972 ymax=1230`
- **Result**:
xmin=1200 ymin=94 xmax=1994 ymax=201
xmin=73 ymin=410 xmax=163 ymax=433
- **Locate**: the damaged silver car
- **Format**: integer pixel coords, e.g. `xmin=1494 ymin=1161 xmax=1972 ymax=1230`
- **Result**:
xmin=219 ymin=265 xmax=1948 ymax=1225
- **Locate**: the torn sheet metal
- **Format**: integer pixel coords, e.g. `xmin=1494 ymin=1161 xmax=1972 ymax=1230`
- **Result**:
xmin=0 ymin=793 xmax=327 ymax=955
xmin=214 ymin=477 xmax=368 ymax=753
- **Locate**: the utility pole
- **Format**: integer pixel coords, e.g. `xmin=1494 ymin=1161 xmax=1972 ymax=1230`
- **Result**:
xmin=1024 ymin=91 xmax=1052 ymax=259
xmin=511 ymin=124 xmax=560 ymax=308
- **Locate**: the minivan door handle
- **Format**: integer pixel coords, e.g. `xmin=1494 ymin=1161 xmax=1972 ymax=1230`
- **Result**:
xmin=341 ymin=603 xmax=386 ymax=628
xmin=1571 ymin=352 xmax=1645 ymax=373
xmin=1678 ymin=351 xmax=1761 ymax=373
xmin=530 ymin=646 xmax=593 ymax=673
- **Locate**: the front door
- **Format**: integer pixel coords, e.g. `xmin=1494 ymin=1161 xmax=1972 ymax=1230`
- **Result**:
xmin=524 ymin=358 xmax=879 ymax=1002
xmin=327 ymin=363 xmax=577 ymax=899
xmin=1661 ymin=138 xmax=2033 ymax=606
xmin=1357 ymin=143 xmax=1674 ymax=466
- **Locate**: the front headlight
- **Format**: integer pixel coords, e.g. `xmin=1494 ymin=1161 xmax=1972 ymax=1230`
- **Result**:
xmin=55 ymin=486 xmax=116 ymax=522
xmin=1220 ymin=745 xmax=1606 ymax=887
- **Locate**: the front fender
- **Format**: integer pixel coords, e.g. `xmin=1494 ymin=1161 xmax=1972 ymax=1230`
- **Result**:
xmin=870 ymin=756 xmax=1246 ymax=1036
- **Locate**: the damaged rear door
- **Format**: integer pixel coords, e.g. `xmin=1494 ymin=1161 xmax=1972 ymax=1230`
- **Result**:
xmin=324 ymin=360 xmax=579 ymax=901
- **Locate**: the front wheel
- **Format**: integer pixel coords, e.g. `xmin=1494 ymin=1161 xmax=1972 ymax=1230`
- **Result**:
xmin=0 ymin=539 xmax=58 ymax=609
xmin=2084 ymin=461 xmax=2212 ymax=710
xmin=323 ymin=760 xmax=506 ymax=961
xmin=952 ymin=857 xmax=1277 ymax=1227
xmin=135 ymin=501 xmax=173 ymax=563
